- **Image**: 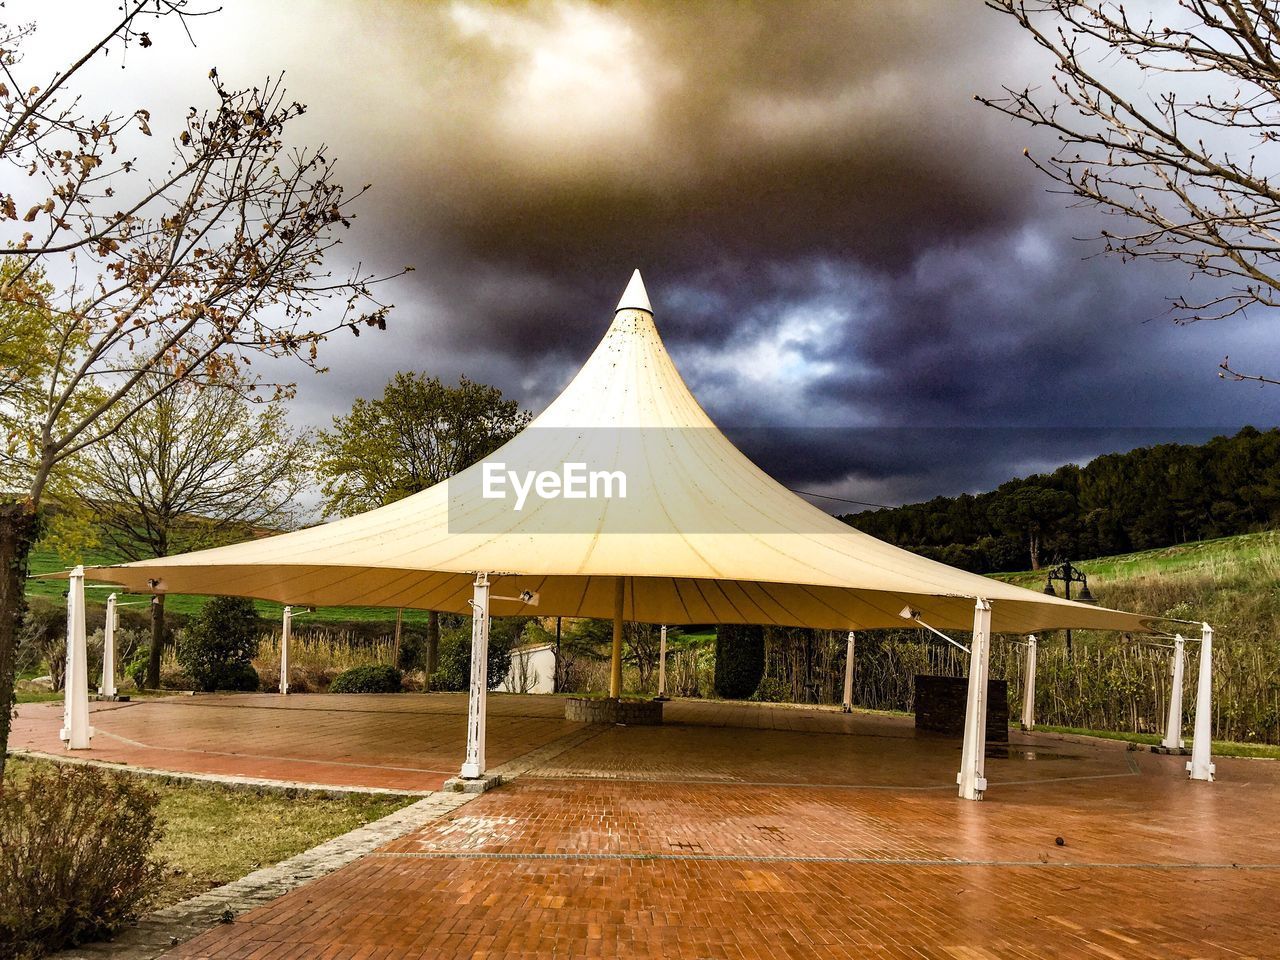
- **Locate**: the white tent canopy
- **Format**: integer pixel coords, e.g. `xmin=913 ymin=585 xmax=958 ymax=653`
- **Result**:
xmin=83 ymin=270 xmax=1157 ymax=636
xmin=61 ymin=270 xmax=1212 ymax=800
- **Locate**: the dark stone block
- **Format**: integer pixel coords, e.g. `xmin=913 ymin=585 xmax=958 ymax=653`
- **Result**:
xmin=914 ymin=674 xmax=1009 ymax=742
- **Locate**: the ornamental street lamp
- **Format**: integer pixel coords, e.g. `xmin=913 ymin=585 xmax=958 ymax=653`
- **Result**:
xmin=1042 ymin=559 xmax=1096 ymax=659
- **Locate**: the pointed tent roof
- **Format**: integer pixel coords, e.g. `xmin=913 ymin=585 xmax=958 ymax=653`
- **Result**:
xmin=85 ymin=272 xmax=1158 ymax=634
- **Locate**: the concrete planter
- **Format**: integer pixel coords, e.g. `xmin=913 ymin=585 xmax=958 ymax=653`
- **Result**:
xmin=564 ymin=696 xmax=664 ymax=725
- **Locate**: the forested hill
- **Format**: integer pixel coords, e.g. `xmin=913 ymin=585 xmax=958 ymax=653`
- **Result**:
xmin=841 ymin=427 xmax=1280 ymax=573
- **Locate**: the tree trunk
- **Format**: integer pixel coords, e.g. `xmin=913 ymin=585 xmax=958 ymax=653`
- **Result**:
xmin=425 ymin=609 xmax=440 ymax=682
xmin=146 ymin=594 xmax=166 ymax=689
xmin=0 ymin=502 xmax=41 ymax=778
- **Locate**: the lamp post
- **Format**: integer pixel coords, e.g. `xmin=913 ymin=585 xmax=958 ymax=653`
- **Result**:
xmin=1042 ymin=559 xmax=1096 ymax=658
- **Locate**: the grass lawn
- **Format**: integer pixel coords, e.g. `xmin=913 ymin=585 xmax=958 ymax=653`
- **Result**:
xmin=4 ymin=756 xmax=414 ymax=908
xmin=14 ymin=689 xmax=61 ymax=704
xmin=1031 ymin=724 xmax=1280 ymax=759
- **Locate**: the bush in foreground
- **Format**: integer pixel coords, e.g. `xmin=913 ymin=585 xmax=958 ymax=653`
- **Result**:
xmin=180 ymin=596 xmax=261 ymax=692
xmin=0 ymin=764 xmax=163 ymax=959
xmin=330 ymin=664 xmax=403 ymax=693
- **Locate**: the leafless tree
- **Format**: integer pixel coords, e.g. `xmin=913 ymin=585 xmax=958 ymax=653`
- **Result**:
xmin=624 ymin=622 xmax=662 ymax=693
xmin=80 ymin=376 xmax=310 ymax=688
xmin=981 ymin=1 xmax=1280 ymax=384
xmin=0 ymin=2 xmax=215 ymax=264
xmin=0 ymin=3 xmax=400 ymax=771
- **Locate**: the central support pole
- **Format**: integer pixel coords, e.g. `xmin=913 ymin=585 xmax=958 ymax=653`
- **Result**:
xmin=461 ymin=572 xmax=492 ymax=779
xmin=609 ymin=576 xmax=624 ymax=699
xmin=842 ymin=630 xmax=856 ymax=713
xmin=657 ymin=624 xmax=668 ymax=699
xmin=1187 ymin=623 xmax=1216 ymax=782
xmin=279 ymin=606 xmax=292 ymax=695
xmin=957 ymin=598 xmax=992 ymax=801
xmin=1020 ymin=634 xmax=1037 ymax=731
xmin=1162 ymin=634 xmax=1187 ymax=751
xmin=99 ymin=593 xmax=119 ymax=698
xmin=60 ymin=565 xmax=93 ymax=750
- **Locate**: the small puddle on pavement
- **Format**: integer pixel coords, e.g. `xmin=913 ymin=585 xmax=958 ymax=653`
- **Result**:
xmin=984 ymin=746 xmax=1076 ymax=761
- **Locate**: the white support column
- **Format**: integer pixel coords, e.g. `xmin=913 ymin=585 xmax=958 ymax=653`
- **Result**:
xmin=99 ymin=593 xmax=119 ymax=698
xmin=60 ymin=565 xmax=93 ymax=749
xmin=461 ymin=573 xmax=491 ymax=779
xmin=842 ymin=630 xmax=856 ymax=713
xmin=957 ymin=598 xmax=992 ymax=801
xmin=609 ymin=577 xmax=624 ymax=699
xmin=657 ymin=625 xmax=668 ymax=699
xmin=279 ymin=606 xmax=292 ymax=695
xmin=1187 ymin=623 xmax=1216 ymax=782
xmin=1162 ymin=634 xmax=1186 ymax=750
xmin=1020 ymin=635 xmax=1037 ymax=731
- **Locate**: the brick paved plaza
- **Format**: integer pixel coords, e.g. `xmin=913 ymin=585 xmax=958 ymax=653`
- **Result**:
xmin=15 ymin=694 xmax=1280 ymax=957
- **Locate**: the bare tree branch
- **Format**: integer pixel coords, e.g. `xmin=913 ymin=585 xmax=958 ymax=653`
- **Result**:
xmin=983 ymin=0 xmax=1280 ymax=382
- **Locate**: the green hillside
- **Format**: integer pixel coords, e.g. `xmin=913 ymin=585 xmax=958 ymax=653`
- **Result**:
xmin=996 ymin=529 xmax=1278 ymax=589
xmin=993 ymin=530 xmax=1279 ymax=635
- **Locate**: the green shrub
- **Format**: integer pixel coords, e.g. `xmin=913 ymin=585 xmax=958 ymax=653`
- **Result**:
xmin=714 ymin=624 xmax=765 ymax=700
xmin=126 ymin=648 xmax=150 ymax=690
xmin=751 ymin=676 xmax=789 ymax=702
xmin=432 ymin=620 xmax=516 ymax=692
xmin=395 ymin=627 xmax=425 ymax=672
xmin=179 ymin=596 xmax=260 ymax=693
xmin=0 ymin=763 xmax=163 ymax=959
xmin=195 ymin=660 xmax=258 ymax=692
xmin=330 ymin=664 xmax=403 ymax=693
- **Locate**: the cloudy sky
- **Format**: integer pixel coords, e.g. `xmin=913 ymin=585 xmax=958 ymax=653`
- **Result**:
xmin=25 ymin=0 xmax=1280 ymax=508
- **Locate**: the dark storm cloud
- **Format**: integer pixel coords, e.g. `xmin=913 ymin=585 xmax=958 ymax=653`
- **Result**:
xmin=678 ymin=218 xmax=1273 ymax=498
xmin=320 ymin=0 xmax=1046 ymax=361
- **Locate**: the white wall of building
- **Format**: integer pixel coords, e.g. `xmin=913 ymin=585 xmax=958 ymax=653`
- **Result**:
xmin=499 ymin=643 xmax=557 ymax=694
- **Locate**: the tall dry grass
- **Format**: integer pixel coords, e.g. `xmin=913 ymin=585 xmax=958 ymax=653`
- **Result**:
xmin=252 ymin=627 xmax=398 ymax=692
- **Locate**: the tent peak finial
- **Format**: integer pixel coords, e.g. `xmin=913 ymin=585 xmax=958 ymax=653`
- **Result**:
xmin=615 ymin=269 xmax=652 ymax=314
